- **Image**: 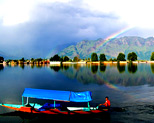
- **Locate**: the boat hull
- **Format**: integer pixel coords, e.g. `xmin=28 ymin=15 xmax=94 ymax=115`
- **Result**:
xmin=0 ymin=103 xmax=107 ymax=115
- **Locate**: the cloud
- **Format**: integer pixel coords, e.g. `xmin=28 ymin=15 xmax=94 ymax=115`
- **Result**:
xmin=0 ymin=0 xmax=154 ymax=58
xmin=0 ymin=0 xmax=34 ymax=26
xmin=83 ymin=0 xmax=154 ymax=29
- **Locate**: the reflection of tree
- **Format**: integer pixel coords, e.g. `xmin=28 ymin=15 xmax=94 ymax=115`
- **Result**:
xmin=62 ymin=66 xmax=99 ymax=84
xmin=100 ymin=63 xmax=106 ymax=72
xmin=19 ymin=64 xmax=24 ymax=69
xmin=36 ymin=64 xmax=43 ymax=68
xmin=30 ymin=64 xmax=35 ymax=69
xmin=50 ymin=66 xmax=61 ymax=72
xmin=117 ymin=63 xmax=125 ymax=73
xmin=151 ymin=63 xmax=154 ymax=73
xmin=73 ymin=64 xmax=80 ymax=70
xmin=128 ymin=63 xmax=138 ymax=73
xmin=63 ymin=65 xmax=69 ymax=71
xmin=91 ymin=65 xmax=98 ymax=74
xmin=61 ymin=63 xmax=154 ymax=86
xmin=60 ymin=64 xmax=71 ymax=71
xmin=0 ymin=65 xmax=4 ymax=71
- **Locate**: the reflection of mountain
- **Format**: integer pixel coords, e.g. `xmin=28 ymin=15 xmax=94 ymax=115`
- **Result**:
xmin=59 ymin=64 xmax=154 ymax=87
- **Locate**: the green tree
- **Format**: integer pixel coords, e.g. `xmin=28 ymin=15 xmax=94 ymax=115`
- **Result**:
xmin=99 ymin=53 xmax=107 ymax=61
xmin=63 ymin=56 xmax=70 ymax=61
xmin=50 ymin=54 xmax=60 ymax=61
xmin=117 ymin=53 xmax=126 ymax=61
xmin=150 ymin=52 xmax=154 ymax=61
xmin=50 ymin=57 xmax=53 ymax=61
xmin=20 ymin=57 xmax=25 ymax=62
xmin=109 ymin=58 xmax=113 ymax=61
xmin=0 ymin=56 xmax=4 ymax=63
xmin=127 ymin=52 xmax=137 ymax=61
xmin=91 ymin=53 xmax=98 ymax=61
xmin=73 ymin=56 xmax=79 ymax=62
xmin=31 ymin=58 xmax=34 ymax=61
xmin=113 ymin=58 xmax=117 ymax=61
xmin=60 ymin=56 xmax=63 ymax=62
xmin=36 ymin=58 xmax=42 ymax=62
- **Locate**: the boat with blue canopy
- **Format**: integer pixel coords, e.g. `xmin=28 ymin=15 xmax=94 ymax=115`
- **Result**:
xmin=0 ymin=88 xmax=108 ymax=115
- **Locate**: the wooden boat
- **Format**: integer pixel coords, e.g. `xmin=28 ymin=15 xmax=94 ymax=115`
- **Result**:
xmin=0 ymin=88 xmax=108 ymax=115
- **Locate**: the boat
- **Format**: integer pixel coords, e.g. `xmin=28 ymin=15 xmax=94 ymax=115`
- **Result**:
xmin=0 ymin=88 xmax=108 ymax=115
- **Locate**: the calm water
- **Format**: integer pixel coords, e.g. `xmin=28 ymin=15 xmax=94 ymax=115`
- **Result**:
xmin=0 ymin=63 xmax=154 ymax=122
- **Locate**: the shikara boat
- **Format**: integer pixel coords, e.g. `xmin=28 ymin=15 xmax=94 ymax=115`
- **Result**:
xmin=0 ymin=88 xmax=108 ymax=115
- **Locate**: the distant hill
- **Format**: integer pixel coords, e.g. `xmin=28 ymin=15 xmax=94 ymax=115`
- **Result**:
xmin=58 ymin=36 xmax=154 ymax=60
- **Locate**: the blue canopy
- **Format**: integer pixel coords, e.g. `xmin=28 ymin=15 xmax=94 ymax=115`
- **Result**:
xmin=22 ymin=88 xmax=92 ymax=102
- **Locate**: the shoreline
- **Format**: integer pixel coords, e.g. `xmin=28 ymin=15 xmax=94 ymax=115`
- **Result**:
xmin=2 ymin=61 xmax=154 ymax=66
xmin=49 ymin=61 xmax=154 ymax=65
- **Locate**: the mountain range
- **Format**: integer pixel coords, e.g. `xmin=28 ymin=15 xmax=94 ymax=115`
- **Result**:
xmin=58 ymin=36 xmax=154 ymax=60
xmin=1 ymin=36 xmax=154 ymax=60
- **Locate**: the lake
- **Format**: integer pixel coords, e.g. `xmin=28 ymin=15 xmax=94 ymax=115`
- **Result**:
xmin=0 ymin=63 xmax=154 ymax=122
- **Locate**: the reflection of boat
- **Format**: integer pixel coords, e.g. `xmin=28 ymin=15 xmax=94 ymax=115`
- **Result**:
xmin=0 ymin=110 xmax=110 ymax=122
xmin=0 ymin=88 xmax=108 ymax=115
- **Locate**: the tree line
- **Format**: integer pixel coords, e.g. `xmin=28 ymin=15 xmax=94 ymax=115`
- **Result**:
xmin=0 ymin=57 xmax=50 ymax=64
xmin=50 ymin=51 xmax=154 ymax=62
xmin=1 ymin=51 xmax=154 ymax=64
xmin=91 ymin=52 xmax=138 ymax=62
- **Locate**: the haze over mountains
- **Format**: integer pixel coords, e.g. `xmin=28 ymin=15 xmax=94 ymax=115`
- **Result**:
xmin=1 ymin=36 xmax=154 ymax=60
xmin=58 ymin=36 xmax=154 ymax=60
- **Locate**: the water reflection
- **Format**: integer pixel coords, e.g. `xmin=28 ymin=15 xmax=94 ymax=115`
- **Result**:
xmin=91 ymin=65 xmax=98 ymax=74
xmin=73 ymin=64 xmax=81 ymax=70
xmin=1 ymin=63 xmax=154 ymax=122
xmin=128 ymin=63 xmax=138 ymax=73
xmin=150 ymin=63 xmax=154 ymax=73
xmin=19 ymin=64 xmax=24 ymax=69
xmin=58 ymin=63 xmax=154 ymax=87
xmin=63 ymin=65 xmax=69 ymax=71
xmin=50 ymin=66 xmax=61 ymax=72
xmin=100 ymin=63 xmax=106 ymax=72
xmin=117 ymin=63 xmax=125 ymax=73
xmin=0 ymin=65 xmax=4 ymax=71
xmin=2 ymin=63 xmax=154 ymax=87
xmin=30 ymin=64 xmax=35 ymax=69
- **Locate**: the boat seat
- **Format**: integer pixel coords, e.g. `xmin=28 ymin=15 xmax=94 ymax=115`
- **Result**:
xmin=38 ymin=103 xmax=61 ymax=111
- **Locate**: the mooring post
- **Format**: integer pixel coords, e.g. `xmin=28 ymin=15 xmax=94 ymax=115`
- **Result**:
xmin=26 ymin=97 xmax=29 ymax=105
xmin=22 ymin=96 xmax=24 ymax=106
xmin=88 ymin=102 xmax=90 ymax=110
xmin=54 ymin=100 xmax=56 ymax=109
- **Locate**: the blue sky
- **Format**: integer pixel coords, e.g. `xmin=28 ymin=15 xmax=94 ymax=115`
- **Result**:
xmin=0 ymin=0 xmax=154 ymax=59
